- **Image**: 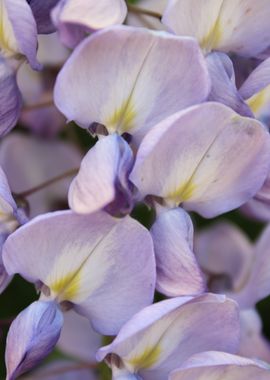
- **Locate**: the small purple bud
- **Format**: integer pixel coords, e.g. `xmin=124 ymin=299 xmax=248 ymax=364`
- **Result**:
xmin=5 ymin=300 xmax=63 ymax=380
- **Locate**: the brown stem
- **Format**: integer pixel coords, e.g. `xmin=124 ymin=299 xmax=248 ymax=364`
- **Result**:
xmin=14 ymin=168 xmax=79 ymax=198
xmin=23 ymin=99 xmax=55 ymax=112
xmin=127 ymin=4 xmax=162 ymax=20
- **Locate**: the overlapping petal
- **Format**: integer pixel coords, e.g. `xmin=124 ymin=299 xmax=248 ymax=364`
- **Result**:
xmin=169 ymin=351 xmax=270 ymax=380
xmin=54 ymin=26 xmax=210 ymax=145
xmin=69 ymin=134 xmax=134 ymax=215
xmin=163 ymin=0 xmax=270 ymax=57
xmin=97 ymin=294 xmax=240 ymax=380
xmin=28 ymin=0 xmax=59 ymax=34
xmin=151 ymin=207 xmax=205 ymax=297
xmin=0 ymin=58 xmax=21 ymax=136
xmin=2 ymin=210 xmax=156 ymax=335
xmin=206 ymin=52 xmax=253 ymax=117
xmin=52 ymin=0 xmax=127 ymax=48
xmin=1 ymin=0 xmax=40 ymax=69
xmin=130 ymin=102 xmax=270 ymax=218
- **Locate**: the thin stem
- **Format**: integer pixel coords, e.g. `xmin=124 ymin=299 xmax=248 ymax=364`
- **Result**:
xmin=127 ymin=4 xmax=162 ymax=20
xmin=14 ymin=168 xmax=79 ymax=198
xmin=23 ymin=99 xmax=54 ymax=112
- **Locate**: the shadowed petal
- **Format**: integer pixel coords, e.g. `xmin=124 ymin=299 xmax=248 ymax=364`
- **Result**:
xmin=151 ymin=207 xmax=205 ymax=297
xmin=69 ymin=134 xmax=134 ymax=216
xmin=206 ymin=52 xmax=253 ymax=117
xmin=52 ymin=0 xmax=127 ymax=48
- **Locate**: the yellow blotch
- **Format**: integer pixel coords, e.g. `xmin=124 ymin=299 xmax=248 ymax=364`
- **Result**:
xmin=129 ymin=345 xmax=161 ymax=370
xmin=200 ymin=19 xmax=222 ymax=53
xmin=50 ymin=270 xmax=81 ymax=301
xmin=167 ymin=181 xmax=196 ymax=205
xmin=106 ymin=98 xmax=136 ymax=134
xmin=247 ymin=85 xmax=270 ymax=116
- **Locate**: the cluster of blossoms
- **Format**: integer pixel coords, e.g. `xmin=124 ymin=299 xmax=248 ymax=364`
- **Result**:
xmin=1 ymin=0 xmax=270 ymax=379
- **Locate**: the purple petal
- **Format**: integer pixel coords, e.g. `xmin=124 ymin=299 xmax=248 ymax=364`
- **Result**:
xmin=130 ymin=102 xmax=270 ymax=218
xmin=28 ymin=0 xmax=59 ymax=34
xmin=69 ymin=134 xmax=134 ymax=216
xmin=206 ymin=52 xmax=253 ymax=117
xmin=151 ymin=207 xmax=205 ymax=297
xmin=3 ymin=210 xmax=156 ymax=335
xmin=52 ymin=0 xmax=127 ymax=48
xmin=5 ymin=300 xmax=63 ymax=380
xmin=54 ymin=26 xmax=210 ymax=145
xmin=4 ymin=0 xmax=40 ymax=70
xmin=170 ymin=351 xmax=270 ymax=380
xmin=0 ymin=58 xmax=22 ymax=137
xmin=97 ymin=294 xmax=240 ymax=380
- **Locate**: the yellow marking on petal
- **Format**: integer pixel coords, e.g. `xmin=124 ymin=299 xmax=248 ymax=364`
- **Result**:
xmin=106 ymin=98 xmax=137 ymax=134
xmin=247 ymin=85 xmax=270 ymax=116
xmin=200 ymin=19 xmax=222 ymax=53
xmin=50 ymin=270 xmax=81 ymax=301
xmin=129 ymin=345 xmax=161 ymax=370
xmin=166 ymin=181 xmax=196 ymax=205
xmin=0 ymin=0 xmax=19 ymax=57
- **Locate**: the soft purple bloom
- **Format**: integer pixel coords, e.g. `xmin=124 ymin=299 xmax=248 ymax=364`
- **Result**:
xmin=170 ymin=351 xmax=270 ymax=380
xmin=2 ymin=210 xmax=156 ymax=335
xmin=130 ymin=102 xmax=270 ymax=218
xmin=54 ymin=25 xmax=210 ymax=146
xmin=162 ymin=0 xmax=270 ymax=57
xmin=5 ymin=300 xmax=63 ymax=380
xmin=52 ymin=0 xmax=127 ymax=48
xmin=97 ymin=294 xmax=240 ymax=380
xmin=150 ymin=206 xmax=205 ymax=297
xmin=69 ymin=134 xmax=134 ymax=216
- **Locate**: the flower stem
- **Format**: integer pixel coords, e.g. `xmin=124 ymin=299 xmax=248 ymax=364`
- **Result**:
xmin=14 ymin=168 xmax=79 ymax=198
xmin=127 ymin=4 xmax=162 ymax=20
xmin=23 ymin=99 xmax=55 ymax=112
